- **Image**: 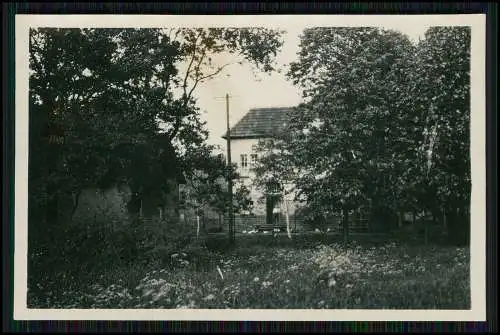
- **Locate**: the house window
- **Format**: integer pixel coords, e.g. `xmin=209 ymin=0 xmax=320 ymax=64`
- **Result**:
xmin=250 ymin=154 xmax=258 ymax=167
xmin=240 ymin=154 xmax=248 ymax=168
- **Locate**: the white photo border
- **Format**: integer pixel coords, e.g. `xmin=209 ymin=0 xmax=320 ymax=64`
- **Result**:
xmin=14 ymin=14 xmax=487 ymax=321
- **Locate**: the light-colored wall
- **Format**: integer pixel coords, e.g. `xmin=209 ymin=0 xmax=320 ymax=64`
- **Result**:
xmin=72 ymin=181 xmax=180 ymax=228
xmin=230 ymin=138 xmax=264 ymax=215
xmin=230 ymin=137 xmax=301 ymax=217
xmin=230 ymin=138 xmax=259 ymax=178
xmin=72 ymin=185 xmax=132 ymax=228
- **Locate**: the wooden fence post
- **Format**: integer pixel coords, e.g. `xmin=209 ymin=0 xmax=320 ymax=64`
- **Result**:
xmin=285 ymin=198 xmax=291 ymax=239
xmin=342 ymin=206 xmax=349 ymax=243
xmin=196 ymin=215 xmax=200 ymax=239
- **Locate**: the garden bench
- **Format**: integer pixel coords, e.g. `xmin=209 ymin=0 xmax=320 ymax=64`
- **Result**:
xmin=254 ymin=224 xmax=288 ymax=232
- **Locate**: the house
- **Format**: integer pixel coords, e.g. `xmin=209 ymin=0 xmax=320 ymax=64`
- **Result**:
xmin=222 ymin=107 xmax=303 ymax=229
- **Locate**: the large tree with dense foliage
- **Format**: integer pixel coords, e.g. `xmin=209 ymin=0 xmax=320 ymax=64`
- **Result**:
xmin=30 ymin=28 xmax=281 ymax=222
xmin=254 ymin=26 xmax=471 ymax=244
xmin=274 ymin=27 xmax=416 ymax=234
xmin=29 ymin=27 xmax=284 ymax=246
xmin=407 ymin=26 xmax=471 ymax=244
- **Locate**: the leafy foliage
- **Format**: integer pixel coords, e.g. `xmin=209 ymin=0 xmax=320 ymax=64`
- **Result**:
xmin=180 ymin=144 xmax=253 ymax=217
xmin=254 ymin=27 xmax=471 ymax=244
xmin=29 ymin=27 xmax=283 ymax=220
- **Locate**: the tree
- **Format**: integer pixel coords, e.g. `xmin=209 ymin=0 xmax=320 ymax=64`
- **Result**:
xmin=407 ymin=27 xmax=471 ymax=244
xmin=29 ymin=27 xmax=283 ymax=223
xmin=179 ymin=144 xmax=253 ymax=230
xmin=28 ymin=27 xmax=284 ymax=257
xmin=284 ymin=27 xmax=416 ymax=236
xmin=257 ymin=26 xmax=471 ymax=245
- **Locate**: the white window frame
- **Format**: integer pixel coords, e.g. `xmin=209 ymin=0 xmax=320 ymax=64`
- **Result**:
xmin=240 ymin=154 xmax=248 ymax=169
xmin=250 ymin=153 xmax=258 ymax=167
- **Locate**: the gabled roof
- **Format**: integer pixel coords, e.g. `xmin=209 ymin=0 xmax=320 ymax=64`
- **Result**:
xmin=222 ymin=107 xmax=294 ymax=140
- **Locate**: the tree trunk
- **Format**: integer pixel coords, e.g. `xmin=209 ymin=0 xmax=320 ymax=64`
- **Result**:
xmin=266 ymin=196 xmax=274 ymax=226
xmin=342 ymin=206 xmax=349 ymax=243
xmin=285 ymin=198 xmax=291 ymax=239
xmin=139 ymin=199 xmax=143 ymax=218
xmin=46 ymin=194 xmax=59 ymax=226
xmin=456 ymin=206 xmax=470 ymax=246
xmin=442 ymin=209 xmax=447 ymax=235
xmin=397 ymin=211 xmax=403 ymax=228
xmin=424 ymin=211 xmax=429 ymax=245
xmin=196 ymin=215 xmax=200 ymax=239
xmin=70 ymin=190 xmax=83 ymax=221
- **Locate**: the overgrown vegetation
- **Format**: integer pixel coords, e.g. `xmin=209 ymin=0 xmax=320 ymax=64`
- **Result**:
xmin=28 ymin=237 xmax=470 ymax=309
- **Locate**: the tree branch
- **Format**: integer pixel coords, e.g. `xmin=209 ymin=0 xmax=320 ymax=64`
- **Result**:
xmin=182 ymin=30 xmax=204 ymax=101
xmin=169 ymin=30 xmax=204 ymax=141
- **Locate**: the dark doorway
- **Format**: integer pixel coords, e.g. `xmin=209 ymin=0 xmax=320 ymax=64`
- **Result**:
xmin=265 ymin=193 xmax=281 ymax=226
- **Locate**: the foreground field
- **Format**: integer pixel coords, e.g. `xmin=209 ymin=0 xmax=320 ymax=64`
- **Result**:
xmin=28 ymin=237 xmax=470 ymax=309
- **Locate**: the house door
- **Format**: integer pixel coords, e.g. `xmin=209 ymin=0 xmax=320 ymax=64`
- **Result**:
xmin=266 ymin=194 xmax=280 ymax=226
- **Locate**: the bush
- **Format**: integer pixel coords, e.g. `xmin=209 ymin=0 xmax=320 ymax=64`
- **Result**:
xmin=27 ymin=214 xmax=201 ymax=306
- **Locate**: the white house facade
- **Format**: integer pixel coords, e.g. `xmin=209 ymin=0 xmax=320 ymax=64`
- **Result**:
xmin=222 ymin=107 xmax=302 ymax=225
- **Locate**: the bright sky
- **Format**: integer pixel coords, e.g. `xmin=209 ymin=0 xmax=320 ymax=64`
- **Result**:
xmin=194 ymin=25 xmax=429 ymax=152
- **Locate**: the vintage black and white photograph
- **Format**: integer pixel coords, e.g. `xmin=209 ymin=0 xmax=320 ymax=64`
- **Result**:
xmin=15 ymin=14 xmax=486 ymax=320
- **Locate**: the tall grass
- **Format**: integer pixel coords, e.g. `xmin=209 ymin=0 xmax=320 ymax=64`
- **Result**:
xmin=28 ymin=232 xmax=470 ymax=309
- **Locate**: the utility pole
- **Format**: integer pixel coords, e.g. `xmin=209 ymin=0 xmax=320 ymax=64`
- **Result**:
xmin=226 ymin=93 xmax=235 ymax=244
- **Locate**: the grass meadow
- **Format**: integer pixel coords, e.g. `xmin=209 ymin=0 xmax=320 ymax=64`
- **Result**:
xmin=27 ymin=233 xmax=470 ymax=310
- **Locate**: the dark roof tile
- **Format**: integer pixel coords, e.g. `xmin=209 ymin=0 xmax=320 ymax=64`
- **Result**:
xmin=222 ymin=107 xmax=294 ymax=139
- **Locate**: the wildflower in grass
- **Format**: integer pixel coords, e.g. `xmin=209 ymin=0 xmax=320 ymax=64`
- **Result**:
xmin=328 ymin=278 xmax=336 ymax=287
xmin=203 ymin=294 xmax=215 ymax=301
xmin=253 ymin=277 xmax=260 ymax=282
xmin=216 ymin=266 xmax=224 ymax=280
xmin=177 ymin=300 xmax=197 ymax=309
xmin=262 ymin=281 xmax=272 ymax=288
xmin=142 ymin=289 xmax=155 ymax=298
